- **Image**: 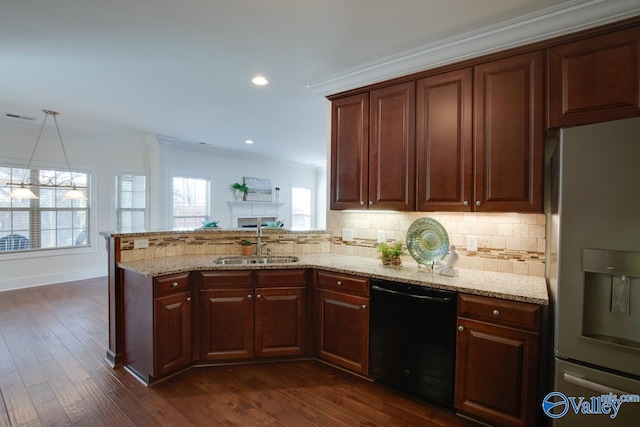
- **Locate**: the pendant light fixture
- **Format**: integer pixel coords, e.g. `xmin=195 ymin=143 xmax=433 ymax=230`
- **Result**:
xmin=7 ymin=110 xmax=87 ymax=200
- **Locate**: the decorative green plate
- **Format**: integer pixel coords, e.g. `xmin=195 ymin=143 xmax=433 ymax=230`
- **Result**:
xmin=406 ymin=218 xmax=449 ymax=265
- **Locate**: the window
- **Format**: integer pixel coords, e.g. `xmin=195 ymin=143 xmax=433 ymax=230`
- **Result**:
xmin=0 ymin=166 xmax=90 ymax=253
xmin=115 ymin=174 xmax=147 ymax=232
xmin=291 ymin=187 xmax=311 ymax=230
xmin=172 ymin=176 xmax=210 ymax=230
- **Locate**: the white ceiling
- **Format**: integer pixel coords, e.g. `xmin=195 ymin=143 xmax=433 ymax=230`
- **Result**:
xmin=1 ymin=0 xmax=639 ymax=167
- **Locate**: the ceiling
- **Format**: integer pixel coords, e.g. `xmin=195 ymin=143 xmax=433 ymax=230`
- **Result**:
xmin=1 ymin=0 xmax=638 ymax=167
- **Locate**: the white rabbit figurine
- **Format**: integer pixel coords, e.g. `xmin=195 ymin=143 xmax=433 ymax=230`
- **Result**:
xmin=434 ymin=245 xmax=459 ymax=276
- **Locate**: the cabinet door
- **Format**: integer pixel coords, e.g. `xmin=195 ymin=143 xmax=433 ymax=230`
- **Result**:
xmin=548 ymin=26 xmax=640 ymax=128
xmin=200 ymin=289 xmax=254 ymax=360
xmin=369 ymin=81 xmax=416 ymax=210
xmin=330 ymin=93 xmax=369 ymax=210
xmin=315 ymin=289 xmax=369 ymax=375
xmin=455 ymin=318 xmax=539 ymax=427
xmin=474 ymin=51 xmax=544 ymax=213
xmin=255 ymin=287 xmax=306 ymax=357
xmin=154 ymin=291 xmax=192 ymax=376
xmin=416 ymin=68 xmax=473 ymax=211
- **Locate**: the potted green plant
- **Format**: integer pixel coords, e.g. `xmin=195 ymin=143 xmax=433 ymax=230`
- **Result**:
xmin=240 ymin=239 xmax=252 ymax=256
xmin=378 ymin=241 xmax=404 ymax=267
xmin=231 ymin=182 xmax=249 ymax=201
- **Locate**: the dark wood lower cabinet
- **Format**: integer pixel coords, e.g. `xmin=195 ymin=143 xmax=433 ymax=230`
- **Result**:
xmin=455 ymin=295 xmax=541 ymax=427
xmin=315 ymin=288 xmax=369 ymax=375
xmin=200 ymin=288 xmax=254 ymax=361
xmin=154 ymin=291 xmax=192 ymax=376
xmin=198 ymin=269 xmax=308 ymax=362
xmin=255 ymin=286 xmax=306 ymax=357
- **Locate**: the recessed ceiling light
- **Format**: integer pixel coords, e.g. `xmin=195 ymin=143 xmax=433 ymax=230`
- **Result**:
xmin=251 ymin=76 xmax=269 ymax=86
xmin=245 ymin=139 xmax=254 ymax=144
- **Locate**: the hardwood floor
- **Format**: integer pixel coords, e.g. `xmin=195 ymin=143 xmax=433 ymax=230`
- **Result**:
xmin=0 ymin=278 xmax=479 ymax=427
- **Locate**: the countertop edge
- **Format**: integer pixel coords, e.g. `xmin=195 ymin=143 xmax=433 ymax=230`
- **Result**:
xmin=117 ymin=254 xmax=549 ymax=306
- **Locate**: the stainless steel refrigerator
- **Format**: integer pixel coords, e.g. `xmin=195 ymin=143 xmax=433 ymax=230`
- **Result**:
xmin=547 ymin=117 xmax=640 ymax=425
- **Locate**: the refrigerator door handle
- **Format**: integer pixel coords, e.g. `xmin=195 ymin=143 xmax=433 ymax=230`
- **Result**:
xmin=563 ymin=373 xmax=632 ymax=396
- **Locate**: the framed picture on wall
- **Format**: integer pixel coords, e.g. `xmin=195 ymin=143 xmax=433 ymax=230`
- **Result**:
xmin=243 ymin=177 xmax=272 ymax=202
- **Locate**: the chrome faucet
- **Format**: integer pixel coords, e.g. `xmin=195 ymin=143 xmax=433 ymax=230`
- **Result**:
xmin=256 ymin=218 xmax=268 ymax=256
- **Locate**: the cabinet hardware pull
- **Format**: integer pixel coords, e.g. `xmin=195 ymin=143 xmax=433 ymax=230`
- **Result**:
xmin=337 ymin=281 xmax=342 ymax=286
xmin=257 ymin=294 xmax=262 ymax=298
xmin=463 ymin=200 xmax=469 ymax=206
xmin=172 ymin=282 xmax=178 ymax=287
xmin=360 ymin=201 xmax=365 ymax=205
xmin=247 ymin=294 xmax=252 ymax=299
xmin=361 ymin=304 xmax=367 ymax=309
xmin=475 ymin=200 xmax=481 ymax=206
xmin=458 ymin=325 xmax=464 ymax=331
xmin=368 ymin=201 xmax=373 ymax=206
xmin=187 ymin=297 xmax=191 ymax=302
xmin=493 ymin=309 xmax=500 ymax=316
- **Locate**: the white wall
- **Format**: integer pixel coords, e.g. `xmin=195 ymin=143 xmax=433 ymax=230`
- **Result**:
xmin=0 ymin=126 xmax=325 ymax=291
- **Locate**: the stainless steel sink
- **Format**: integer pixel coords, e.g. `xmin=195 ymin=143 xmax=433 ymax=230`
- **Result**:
xmin=214 ymin=256 xmax=299 ymax=265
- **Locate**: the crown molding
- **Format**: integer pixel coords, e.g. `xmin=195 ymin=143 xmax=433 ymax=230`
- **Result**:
xmin=0 ymin=116 xmax=151 ymax=147
xmin=306 ymin=0 xmax=640 ymax=96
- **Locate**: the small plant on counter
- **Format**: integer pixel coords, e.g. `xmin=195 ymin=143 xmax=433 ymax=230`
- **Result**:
xmin=240 ymin=239 xmax=252 ymax=256
xmin=231 ymin=182 xmax=249 ymax=200
xmin=378 ymin=241 xmax=404 ymax=267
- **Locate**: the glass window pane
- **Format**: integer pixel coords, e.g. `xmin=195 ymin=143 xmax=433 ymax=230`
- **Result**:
xmin=0 ymin=164 xmax=91 ymax=253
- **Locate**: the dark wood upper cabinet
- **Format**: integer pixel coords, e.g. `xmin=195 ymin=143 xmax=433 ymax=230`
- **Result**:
xmin=474 ymin=51 xmax=544 ymax=213
xmin=330 ymin=93 xmax=369 ymax=210
xmin=416 ymin=68 xmax=473 ymax=211
xmin=330 ymin=82 xmax=415 ymax=211
xmin=368 ymin=81 xmax=416 ymax=210
xmin=548 ymin=26 xmax=640 ymax=128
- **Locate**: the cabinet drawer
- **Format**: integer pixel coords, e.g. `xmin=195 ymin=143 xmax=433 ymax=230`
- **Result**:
xmin=199 ymin=271 xmax=253 ymax=289
xmin=154 ymin=273 xmax=191 ymax=297
xmin=255 ymin=269 xmax=307 ymax=287
xmin=316 ymin=271 xmax=369 ymax=296
xmin=458 ymin=294 xmax=541 ymax=332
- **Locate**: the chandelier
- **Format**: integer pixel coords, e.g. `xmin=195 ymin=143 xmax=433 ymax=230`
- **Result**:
xmin=7 ymin=110 xmax=87 ymax=200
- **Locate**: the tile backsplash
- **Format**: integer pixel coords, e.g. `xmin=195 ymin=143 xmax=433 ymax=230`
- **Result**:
xmin=327 ymin=211 xmax=546 ymax=277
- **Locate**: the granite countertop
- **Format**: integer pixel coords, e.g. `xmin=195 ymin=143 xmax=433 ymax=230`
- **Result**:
xmin=118 ymin=253 xmax=548 ymax=305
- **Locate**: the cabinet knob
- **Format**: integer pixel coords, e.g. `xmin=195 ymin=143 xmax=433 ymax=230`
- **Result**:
xmin=475 ymin=200 xmax=481 ymax=207
xmin=463 ymin=200 xmax=469 ymax=206
xmin=247 ymin=294 xmax=252 ymax=299
xmin=493 ymin=309 xmax=500 ymax=316
xmin=361 ymin=304 xmax=367 ymax=309
xmin=368 ymin=201 xmax=373 ymax=206
xmin=172 ymin=282 xmax=178 ymax=287
xmin=257 ymin=294 xmax=262 ymax=298
xmin=458 ymin=325 xmax=464 ymax=331
xmin=187 ymin=297 xmax=191 ymax=302
xmin=337 ymin=281 xmax=342 ymax=286
xmin=360 ymin=201 xmax=365 ymax=206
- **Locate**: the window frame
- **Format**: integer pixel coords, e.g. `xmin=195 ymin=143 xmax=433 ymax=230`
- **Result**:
xmin=290 ymin=186 xmax=312 ymax=231
xmin=170 ymin=173 xmax=211 ymax=230
xmin=113 ymin=170 xmax=149 ymax=232
xmin=0 ymin=159 xmax=97 ymax=259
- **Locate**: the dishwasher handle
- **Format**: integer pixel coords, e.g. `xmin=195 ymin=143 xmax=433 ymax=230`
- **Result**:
xmin=372 ymin=285 xmax=452 ymax=303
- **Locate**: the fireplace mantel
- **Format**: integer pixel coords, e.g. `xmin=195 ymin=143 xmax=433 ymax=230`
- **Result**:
xmin=227 ymin=201 xmax=285 ymax=228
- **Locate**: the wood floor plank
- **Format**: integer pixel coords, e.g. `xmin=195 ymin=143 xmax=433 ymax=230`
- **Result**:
xmin=0 ymin=370 xmax=40 ymax=427
xmin=26 ymin=381 xmax=72 ymax=427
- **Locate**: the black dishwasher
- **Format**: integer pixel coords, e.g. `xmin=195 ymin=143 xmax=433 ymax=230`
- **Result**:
xmin=370 ymin=279 xmax=457 ymax=408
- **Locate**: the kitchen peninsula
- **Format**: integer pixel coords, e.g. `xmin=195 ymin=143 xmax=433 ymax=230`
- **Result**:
xmin=103 ymin=228 xmax=547 ymax=426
